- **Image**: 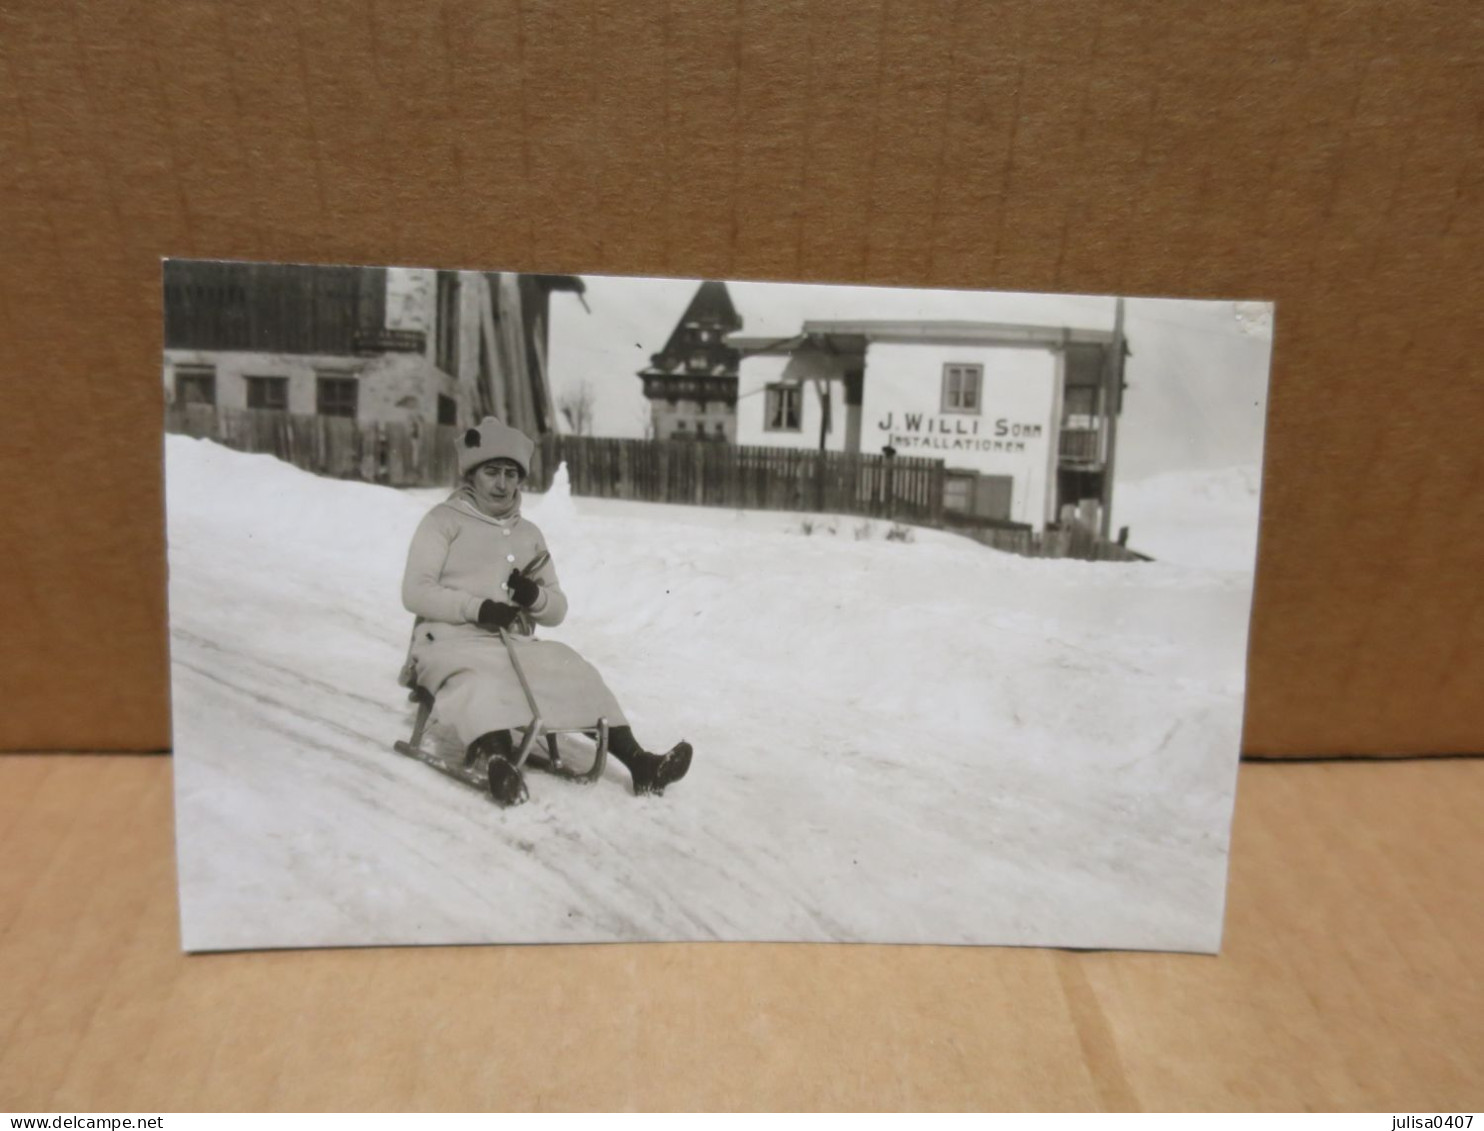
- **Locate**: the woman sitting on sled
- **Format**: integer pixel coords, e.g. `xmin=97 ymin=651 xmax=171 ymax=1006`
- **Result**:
xmin=399 ymin=416 xmax=692 ymax=806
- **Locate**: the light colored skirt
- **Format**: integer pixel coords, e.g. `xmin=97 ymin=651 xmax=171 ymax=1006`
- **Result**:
xmin=409 ymin=626 xmax=627 ymax=748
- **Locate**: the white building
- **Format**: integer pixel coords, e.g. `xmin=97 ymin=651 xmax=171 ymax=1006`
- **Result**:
xmin=733 ymin=318 xmax=1127 ymax=534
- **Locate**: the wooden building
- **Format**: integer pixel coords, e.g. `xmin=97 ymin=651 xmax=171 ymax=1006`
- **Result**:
xmin=732 ymin=311 xmax=1129 ymax=537
xmin=162 ymin=260 xmax=583 ymax=438
xmin=636 ymin=280 xmax=743 ymax=442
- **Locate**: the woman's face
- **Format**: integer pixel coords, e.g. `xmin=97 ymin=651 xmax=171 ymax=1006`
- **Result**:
xmin=469 ymin=459 xmax=523 ymax=515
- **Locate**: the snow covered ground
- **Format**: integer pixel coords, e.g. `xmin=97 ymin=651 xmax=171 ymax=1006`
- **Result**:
xmin=1117 ymin=465 xmax=1264 ymax=572
xmin=168 ymin=437 xmax=1257 ymax=953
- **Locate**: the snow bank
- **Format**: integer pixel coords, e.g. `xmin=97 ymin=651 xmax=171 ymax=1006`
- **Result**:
xmin=1115 ymin=465 xmax=1264 ymax=571
xmin=168 ymin=437 xmax=1254 ymax=953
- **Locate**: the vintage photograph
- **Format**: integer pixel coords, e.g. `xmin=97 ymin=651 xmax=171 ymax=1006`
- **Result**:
xmin=164 ymin=259 xmax=1273 ymax=953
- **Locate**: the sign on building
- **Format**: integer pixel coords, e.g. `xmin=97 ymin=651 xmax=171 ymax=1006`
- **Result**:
xmin=863 ymin=343 xmax=1057 ymax=527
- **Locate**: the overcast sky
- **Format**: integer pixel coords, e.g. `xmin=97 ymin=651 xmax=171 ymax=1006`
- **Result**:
xmin=547 ymin=274 xmax=1274 ymax=483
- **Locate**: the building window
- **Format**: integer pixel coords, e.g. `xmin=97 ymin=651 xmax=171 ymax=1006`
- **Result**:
xmin=765 ymin=383 xmax=801 ymax=432
xmin=174 ymin=365 xmax=216 ymax=407
xmin=245 ymin=376 xmax=288 ymax=411
xmin=437 ymin=394 xmax=457 ymax=426
xmin=435 ymin=271 xmax=460 ymax=375
xmin=316 ymin=375 xmax=358 ymax=418
xmin=689 ymin=350 xmax=709 ymax=371
xmin=942 ymin=363 xmax=982 ymax=413
xmin=714 ymin=421 xmax=725 ymax=436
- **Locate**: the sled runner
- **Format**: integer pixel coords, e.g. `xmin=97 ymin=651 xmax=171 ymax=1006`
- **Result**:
xmin=392 ymin=686 xmax=610 ymax=793
xmin=392 ymin=626 xmax=611 ymax=803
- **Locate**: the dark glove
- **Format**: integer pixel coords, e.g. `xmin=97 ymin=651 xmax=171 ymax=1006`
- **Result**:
xmin=477 ymin=600 xmax=520 ymax=631
xmin=507 ymin=568 xmax=541 ymax=609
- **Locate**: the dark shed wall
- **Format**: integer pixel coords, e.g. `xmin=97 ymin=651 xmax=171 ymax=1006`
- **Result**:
xmin=164 ymin=261 xmax=389 ymax=356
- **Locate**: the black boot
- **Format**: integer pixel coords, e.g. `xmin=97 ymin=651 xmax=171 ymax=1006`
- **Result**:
xmin=467 ymin=730 xmax=527 ymax=807
xmin=608 ymin=726 xmax=693 ymax=797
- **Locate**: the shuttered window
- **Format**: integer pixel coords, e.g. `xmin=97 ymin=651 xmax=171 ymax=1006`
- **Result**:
xmin=765 ymin=384 xmax=802 ymax=432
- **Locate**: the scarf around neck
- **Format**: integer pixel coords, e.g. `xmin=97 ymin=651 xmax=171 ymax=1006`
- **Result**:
xmin=451 ymin=484 xmax=521 ymax=524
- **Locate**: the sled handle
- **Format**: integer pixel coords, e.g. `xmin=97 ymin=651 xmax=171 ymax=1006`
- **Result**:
xmin=498 ymin=625 xmax=543 ymax=733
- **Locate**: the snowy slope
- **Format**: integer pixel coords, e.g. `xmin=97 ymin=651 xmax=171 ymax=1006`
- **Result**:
xmin=1115 ymin=465 xmax=1264 ymax=572
xmin=168 ymin=437 xmax=1254 ymax=953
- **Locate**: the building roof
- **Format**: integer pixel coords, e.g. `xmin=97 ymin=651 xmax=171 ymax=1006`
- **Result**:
xmin=528 ymin=274 xmax=587 ymax=295
xmin=659 ymin=281 xmax=742 ymax=353
xmin=730 ymin=319 xmax=1118 ymax=354
xmin=639 ymin=281 xmax=746 ymax=378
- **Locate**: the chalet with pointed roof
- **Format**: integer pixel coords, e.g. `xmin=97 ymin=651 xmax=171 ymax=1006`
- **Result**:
xmin=637 ymin=280 xmax=743 ymax=442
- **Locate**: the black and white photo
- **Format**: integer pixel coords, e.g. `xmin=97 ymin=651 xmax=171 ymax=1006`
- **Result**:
xmin=164 ymin=259 xmax=1273 ymax=953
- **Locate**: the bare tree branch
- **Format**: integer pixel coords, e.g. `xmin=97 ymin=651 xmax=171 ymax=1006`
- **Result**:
xmin=556 ymin=380 xmax=596 ymax=436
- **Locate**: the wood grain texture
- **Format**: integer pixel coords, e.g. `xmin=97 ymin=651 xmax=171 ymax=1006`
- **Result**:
xmin=0 ymin=755 xmax=1478 ymax=1110
xmin=0 ymin=0 xmax=1480 ymax=754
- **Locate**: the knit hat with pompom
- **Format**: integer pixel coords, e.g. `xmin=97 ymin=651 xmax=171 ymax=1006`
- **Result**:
xmin=458 ymin=417 xmax=535 ymax=477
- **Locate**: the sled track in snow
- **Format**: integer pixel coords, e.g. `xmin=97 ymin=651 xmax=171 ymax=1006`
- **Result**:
xmin=171 ymin=629 xmax=714 ymax=940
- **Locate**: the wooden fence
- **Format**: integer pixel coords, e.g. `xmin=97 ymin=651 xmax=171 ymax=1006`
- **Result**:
xmin=946 ymin=513 xmax=1152 ymax=562
xmin=166 ymin=405 xmax=462 ymax=486
xmin=164 ymin=407 xmax=945 ymax=525
xmin=526 ymin=434 xmax=945 ymax=526
xmin=165 ymin=408 xmax=1154 ymax=561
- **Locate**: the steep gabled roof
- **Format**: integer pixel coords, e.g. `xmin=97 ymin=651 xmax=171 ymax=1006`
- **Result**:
xmin=658 ymin=280 xmax=742 ymax=357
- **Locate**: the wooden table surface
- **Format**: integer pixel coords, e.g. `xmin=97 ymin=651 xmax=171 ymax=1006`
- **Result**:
xmin=2 ymin=755 xmax=1479 ymax=1112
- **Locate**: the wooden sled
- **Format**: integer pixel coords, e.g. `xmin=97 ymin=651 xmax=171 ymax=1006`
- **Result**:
xmin=393 ymin=623 xmax=610 ymax=800
xmin=393 ymin=683 xmax=610 ymax=793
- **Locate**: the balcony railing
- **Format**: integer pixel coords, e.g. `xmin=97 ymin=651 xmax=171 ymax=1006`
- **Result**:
xmin=1059 ymin=427 xmax=1102 ymax=464
xmin=642 ymin=375 xmax=739 ymax=404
